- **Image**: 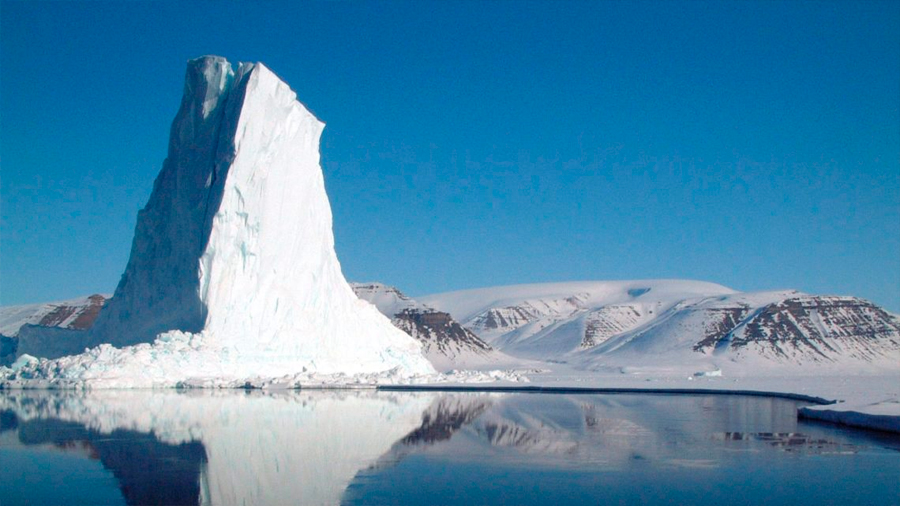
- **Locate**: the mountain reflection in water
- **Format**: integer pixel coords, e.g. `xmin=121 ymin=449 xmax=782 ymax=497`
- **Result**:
xmin=1 ymin=390 xmax=897 ymax=506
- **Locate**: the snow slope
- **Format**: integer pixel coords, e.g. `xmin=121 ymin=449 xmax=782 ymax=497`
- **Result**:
xmin=2 ymin=56 xmax=434 ymax=388
xmin=420 ymin=280 xmax=734 ymax=357
xmin=352 ymin=283 xmax=422 ymax=317
xmin=420 ymin=280 xmax=735 ymax=325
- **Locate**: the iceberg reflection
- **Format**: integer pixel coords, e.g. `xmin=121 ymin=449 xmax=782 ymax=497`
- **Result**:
xmin=1 ymin=391 xmax=895 ymax=506
xmin=1 ymin=389 xmax=435 ymax=506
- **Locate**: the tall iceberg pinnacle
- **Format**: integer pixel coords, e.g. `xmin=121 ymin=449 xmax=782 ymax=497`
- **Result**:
xmin=87 ymin=56 xmax=243 ymax=346
xmin=5 ymin=56 xmax=435 ymax=387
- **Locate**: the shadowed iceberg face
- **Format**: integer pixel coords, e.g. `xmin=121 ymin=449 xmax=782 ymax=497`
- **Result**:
xmin=1 ymin=391 xmax=898 ymax=506
xmin=87 ymin=56 xmax=249 ymax=350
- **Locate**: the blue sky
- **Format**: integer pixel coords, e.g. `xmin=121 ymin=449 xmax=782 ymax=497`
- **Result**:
xmin=2 ymin=0 xmax=898 ymax=311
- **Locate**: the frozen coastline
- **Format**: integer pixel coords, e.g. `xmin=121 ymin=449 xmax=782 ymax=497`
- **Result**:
xmin=386 ymin=366 xmax=900 ymax=434
xmin=4 ymin=360 xmax=896 ymax=434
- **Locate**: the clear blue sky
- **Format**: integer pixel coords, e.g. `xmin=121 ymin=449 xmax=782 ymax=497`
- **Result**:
xmin=2 ymin=0 xmax=898 ymax=312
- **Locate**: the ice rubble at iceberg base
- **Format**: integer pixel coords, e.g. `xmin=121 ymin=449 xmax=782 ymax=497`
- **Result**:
xmin=2 ymin=56 xmax=520 ymax=389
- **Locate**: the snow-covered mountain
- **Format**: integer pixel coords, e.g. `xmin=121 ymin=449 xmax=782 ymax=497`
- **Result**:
xmin=0 ymin=294 xmax=107 ymax=337
xmin=351 ymin=283 xmax=422 ymax=317
xmin=582 ymin=290 xmax=900 ymax=367
xmin=0 ymin=295 xmax=108 ymax=365
xmin=3 ymin=56 xmax=434 ymax=388
xmin=420 ymin=280 xmax=733 ymax=357
xmin=420 ymin=281 xmax=900 ymax=369
xmin=351 ymin=283 xmax=503 ymax=371
xmin=687 ymin=294 xmax=900 ymax=362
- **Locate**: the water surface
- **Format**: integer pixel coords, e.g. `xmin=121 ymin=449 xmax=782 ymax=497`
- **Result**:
xmin=1 ymin=390 xmax=897 ymax=505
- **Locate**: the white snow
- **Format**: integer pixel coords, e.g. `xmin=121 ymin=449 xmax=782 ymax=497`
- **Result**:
xmin=9 ymin=354 xmax=38 ymax=371
xmin=420 ymin=280 xmax=735 ymax=358
xmin=351 ymin=282 xmax=423 ymax=317
xmin=800 ymin=399 xmax=900 ymax=433
xmin=421 ymin=283 xmax=899 ymax=368
xmin=420 ymin=280 xmax=736 ymax=325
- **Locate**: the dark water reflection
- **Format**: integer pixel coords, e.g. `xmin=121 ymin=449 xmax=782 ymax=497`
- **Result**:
xmin=1 ymin=390 xmax=897 ymax=506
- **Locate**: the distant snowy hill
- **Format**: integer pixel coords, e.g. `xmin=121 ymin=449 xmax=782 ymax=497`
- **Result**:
xmin=420 ymin=281 xmax=900 ymax=369
xmin=0 ymin=295 xmax=108 ymax=365
xmin=419 ymin=280 xmax=733 ymax=356
xmin=351 ymin=283 xmax=505 ymax=371
xmin=583 ymin=291 xmax=900 ymax=367
xmin=0 ymin=294 xmax=107 ymax=337
xmin=690 ymin=294 xmax=900 ymax=362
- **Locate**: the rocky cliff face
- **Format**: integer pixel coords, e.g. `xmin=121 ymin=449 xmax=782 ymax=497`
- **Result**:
xmin=581 ymin=305 xmax=647 ymax=348
xmin=351 ymin=283 xmax=500 ymax=371
xmin=33 ymin=294 xmax=107 ymax=330
xmin=694 ymin=296 xmax=900 ymax=362
xmin=393 ymin=309 xmax=493 ymax=358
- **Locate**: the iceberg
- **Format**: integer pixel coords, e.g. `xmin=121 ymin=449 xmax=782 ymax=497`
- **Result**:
xmin=2 ymin=56 xmax=435 ymax=388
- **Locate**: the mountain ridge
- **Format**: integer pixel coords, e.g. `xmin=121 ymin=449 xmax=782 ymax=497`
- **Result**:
xmin=421 ymin=281 xmax=900 ymax=369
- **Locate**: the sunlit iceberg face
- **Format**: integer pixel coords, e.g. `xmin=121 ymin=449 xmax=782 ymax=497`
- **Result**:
xmin=1 ymin=391 xmax=897 ymax=505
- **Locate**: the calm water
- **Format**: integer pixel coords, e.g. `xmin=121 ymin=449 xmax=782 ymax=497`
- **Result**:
xmin=1 ymin=390 xmax=898 ymax=506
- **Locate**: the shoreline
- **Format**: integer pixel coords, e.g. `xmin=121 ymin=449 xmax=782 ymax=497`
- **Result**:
xmin=378 ymin=384 xmax=837 ymax=405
